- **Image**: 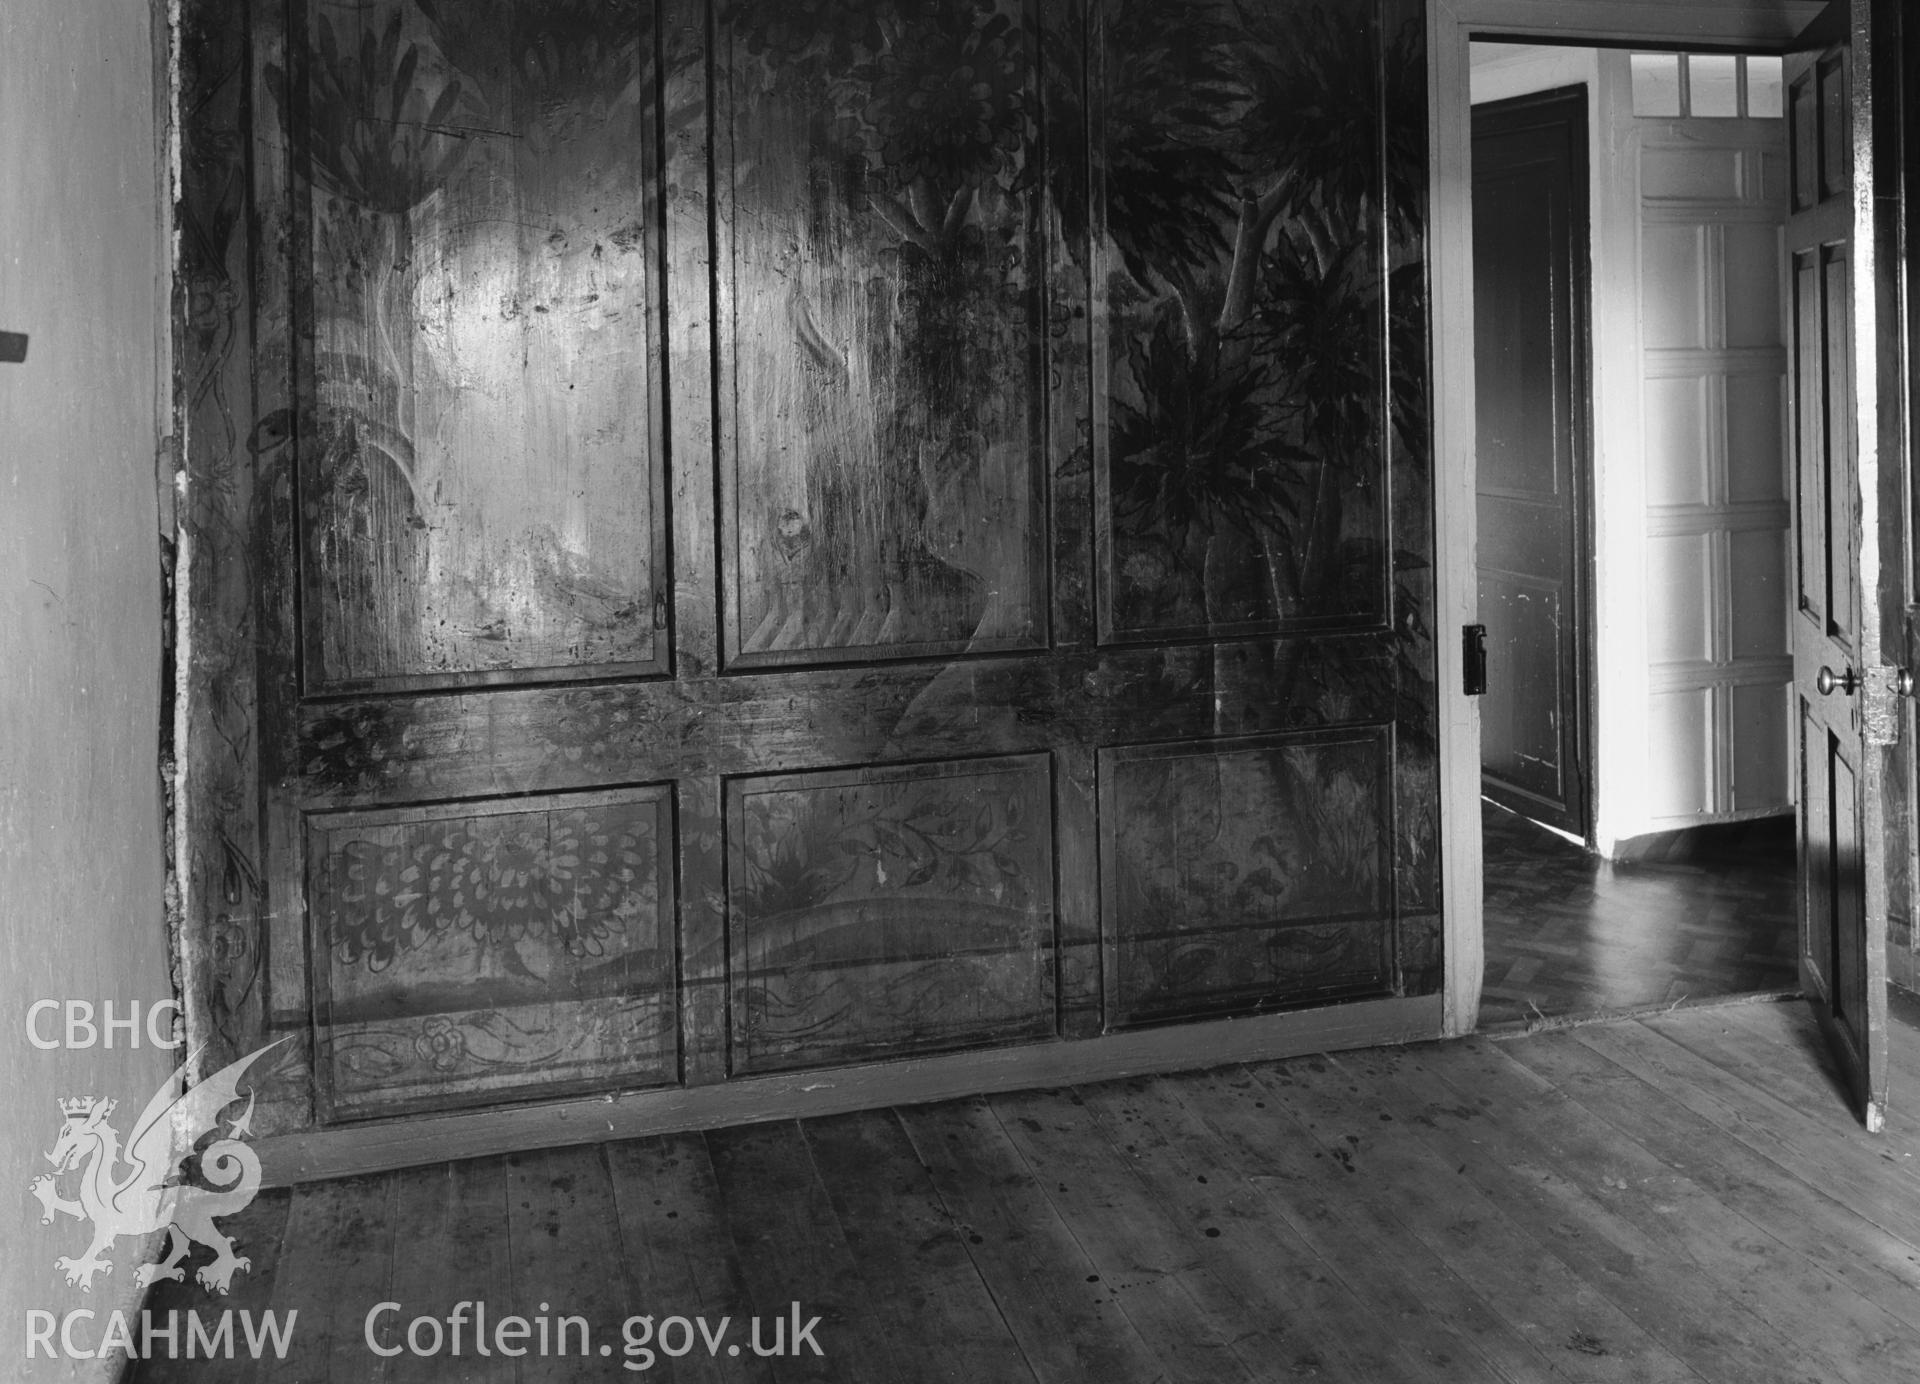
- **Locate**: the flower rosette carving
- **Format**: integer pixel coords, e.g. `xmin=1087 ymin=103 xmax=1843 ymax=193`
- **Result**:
xmin=412 ymin=1014 xmax=468 ymax=1071
xmin=328 ymin=808 xmax=655 ymax=973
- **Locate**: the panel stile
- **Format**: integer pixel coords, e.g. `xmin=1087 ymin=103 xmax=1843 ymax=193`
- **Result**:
xmin=664 ymin=0 xmax=717 ymax=682
xmin=177 ymin=0 xmax=273 ymax=1101
xmin=1386 ymin=0 xmax=1440 ymax=990
xmin=254 ymin=0 xmax=313 ymax=1131
xmin=1044 ymin=0 xmax=1096 ymax=655
xmin=677 ymin=774 xmax=729 ymax=1088
xmin=1053 ymin=740 xmax=1103 ymax=1038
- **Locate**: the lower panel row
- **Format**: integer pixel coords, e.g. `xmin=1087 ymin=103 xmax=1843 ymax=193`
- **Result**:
xmin=304 ymin=729 xmax=1396 ymax=1120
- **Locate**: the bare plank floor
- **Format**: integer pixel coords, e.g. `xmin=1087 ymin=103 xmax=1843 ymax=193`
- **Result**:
xmin=1480 ymin=802 xmax=1798 ymax=1026
xmin=126 ymin=998 xmax=1920 ymax=1384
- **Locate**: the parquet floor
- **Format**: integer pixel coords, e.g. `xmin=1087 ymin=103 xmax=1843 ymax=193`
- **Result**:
xmin=125 ymin=996 xmax=1920 ymax=1384
xmin=1480 ymin=801 xmax=1799 ymax=1028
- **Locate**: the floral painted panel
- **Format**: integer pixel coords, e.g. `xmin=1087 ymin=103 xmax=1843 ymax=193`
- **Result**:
xmin=728 ymin=755 xmax=1056 ymax=1072
xmin=180 ymin=0 xmax=1438 ymax=1132
xmin=287 ymin=0 xmax=667 ymax=691
xmin=717 ymin=0 xmax=1049 ymax=667
xmin=1084 ymin=0 xmax=1423 ymax=642
xmin=307 ymin=786 xmax=675 ymax=1117
xmin=1100 ymin=730 xmax=1394 ymax=1026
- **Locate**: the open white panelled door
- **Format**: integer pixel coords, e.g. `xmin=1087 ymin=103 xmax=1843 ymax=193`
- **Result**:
xmin=1786 ymin=0 xmax=1912 ymax=1131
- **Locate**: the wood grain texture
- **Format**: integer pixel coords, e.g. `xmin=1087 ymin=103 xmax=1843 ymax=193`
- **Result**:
xmin=130 ymin=1002 xmax=1920 ymax=1383
xmin=123 ymin=1189 xmax=294 ymax=1384
xmin=380 ymin=1158 xmax=516 ymax=1384
xmin=1479 ymin=803 xmax=1798 ymax=1027
xmin=251 ymin=995 xmax=1440 ymax=1185
xmin=605 ymin=1132 xmax=774 ymax=1384
xmin=504 ymin=1144 xmax=635 ymax=1382
xmin=1390 ymin=1034 xmax=1856 ymax=1384
xmin=1426 ymin=0 xmax=1485 ymax=1037
xmin=179 ymin=0 xmax=1441 ymax=1131
xmin=1102 ymin=729 xmax=1396 ymax=1026
xmin=726 ymin=755 xmax=1056 ymax=1073
xmin=703 ymin=1120 xmax=906 ymax=1383
xmin=293 ymin=0 xmax=668 ymax=692
xmin=308 ymin=787 xmax=678 ymax=1118
xmin=896 ymin=1098 xmax=1167 ymax=1383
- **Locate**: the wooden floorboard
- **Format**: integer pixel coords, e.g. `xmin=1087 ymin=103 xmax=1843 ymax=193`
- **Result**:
xmin=122 ymin=1001 xmax=1920 ymax=1384
xmin=1172 ymin=1065 xmax=1544 ymax=1383
xmin=123 ymin=1182 xmax=293 ymax=1384
xmin=503 ymin=1144 xmax=633 ymax=1383
xmin=1248 ymin=1053 xmax=1698 ymax=1384
xmin=382 ymin=1158 xmax=515 ymax=1384
xmin=990 ymin=1085 xmax=1265 ymax=1382
xmin=704 ymin=1119 xmax=910 ymax=1384
xmin=1480 ymin=804 xmax=1797 ymax=1026
xmin=803 ymin=1109 xmax=1037 ymax=1383
xmin=1381 ymin=1040 xmax=1825 ymax=1384
xmin=1505 ymin=1030 xmax=1920 ymax=1338
xmin=1072 ymin=1076 xmax=1378 ymax=1381
xmin=269 ymin=1173 xmax=396 ymax=1384
xmin=896 ymin=1098 xmax=1167 ymax=1384
xmin=604 ymin=1132 xmax=773 ymax=1384
xmin=1409 ymin=1037 xmax=1918 ymax=1384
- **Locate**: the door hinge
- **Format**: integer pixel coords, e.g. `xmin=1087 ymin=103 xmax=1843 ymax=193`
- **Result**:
xmin=1863 ymin=665 xmax=1911 ymax=746
xmin=1463 ymin=624 xmax=1487 ymax=697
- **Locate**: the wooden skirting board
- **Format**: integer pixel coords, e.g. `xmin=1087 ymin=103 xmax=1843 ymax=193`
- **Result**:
xmin=252 ymin=994 xmax=1443 ymax=1187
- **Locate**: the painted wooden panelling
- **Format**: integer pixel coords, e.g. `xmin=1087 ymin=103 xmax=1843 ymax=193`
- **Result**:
xmin=176 ymin=0 xmax=1439 ymax=1134
xmin=719 ymin=0 xmax=1049 ymax=667
xmin=726 ymin=756 xmax=1056 ymax=1072
xmin=291 ymin=0 xmax=669 ymax=692
xmin=1101 ymin=730 xmax=1394 ymax=1026
xmin=1093 ymin=2 xmax=1415 ymax=645
xmin=307 ymin=787 xmax=677 ymax=1117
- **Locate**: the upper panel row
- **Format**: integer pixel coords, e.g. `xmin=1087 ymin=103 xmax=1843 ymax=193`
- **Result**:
xmin=285 ymin=0 xmax=1415 ymax=695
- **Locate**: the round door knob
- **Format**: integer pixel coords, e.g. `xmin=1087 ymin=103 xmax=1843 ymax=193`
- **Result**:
xmin=1899 ymin=668 xmax=1916 ymax=697
xmin=1817 ymin=665 xmax=1860 ymax=696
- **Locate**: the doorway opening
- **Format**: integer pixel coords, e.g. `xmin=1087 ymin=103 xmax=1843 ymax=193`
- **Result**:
xmin=1468 ymin=43 xmax=1800 ymax=1027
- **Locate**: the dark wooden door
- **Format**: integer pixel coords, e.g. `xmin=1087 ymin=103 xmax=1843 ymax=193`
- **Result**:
xmin=1471 ymin=87 xmax=1591 ymax=839
xmin=175 ymin=0 xmax=1441 ymax=1133
xmin=1785 ymin=24 xmax=1904 ymax=1132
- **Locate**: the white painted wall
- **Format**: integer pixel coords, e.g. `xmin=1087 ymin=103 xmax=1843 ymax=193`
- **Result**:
xmin=0 ymin=0 xmax=177 ymax=1375
xmin=1470 ymin=43 xmax=1789 ymax=853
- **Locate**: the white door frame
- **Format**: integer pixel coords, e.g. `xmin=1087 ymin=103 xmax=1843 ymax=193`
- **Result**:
xmin=1427 ymin=0 xmax=1823 ymax=1036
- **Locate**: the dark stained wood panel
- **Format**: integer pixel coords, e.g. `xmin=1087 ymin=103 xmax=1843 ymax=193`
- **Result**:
xmin=1472 ymin=89 xmax=1591 ymax=838
xmin=1784 ymin=37 xmax=1892 ymax=1130
xmin=176 ymin=0 xmax=1440 ymax=1134
xmin=308 ymin=786 xmax=677 ymax=1117
xmin=716 ymin=0 xmax=1048 ymax=669
xmin=727 ymin=755 xmax=1055 ymax=1072
xmin=290 ymin=0 xmax=668 ymax=692
xmin=1091 ymin=0 xmax=1413 ymax=645
xmin=1101 ymin=728 xmax=1393 ymax=1026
